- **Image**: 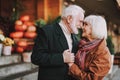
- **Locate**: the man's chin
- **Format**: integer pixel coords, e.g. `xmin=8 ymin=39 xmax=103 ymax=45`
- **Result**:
xmin=73 ymin=31 xmax=79 ymax=34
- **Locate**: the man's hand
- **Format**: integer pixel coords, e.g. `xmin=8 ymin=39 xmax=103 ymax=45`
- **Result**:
xmin=63 ymin=49 xmax=75 ymax=63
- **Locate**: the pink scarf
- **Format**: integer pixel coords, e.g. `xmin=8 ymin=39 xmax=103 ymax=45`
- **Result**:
xmin=75 ymin=38 xmax=103 ymax=70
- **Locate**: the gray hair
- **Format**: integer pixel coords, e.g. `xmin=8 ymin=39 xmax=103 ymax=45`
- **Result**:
xmin=61 ymin=5 xmax=85 ymax=18
xmin=84 ymin=15 xmax=107 ymax=39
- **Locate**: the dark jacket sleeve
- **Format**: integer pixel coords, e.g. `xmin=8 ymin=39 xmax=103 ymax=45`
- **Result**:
xmin=31 ymin=27 xmax=64 ymax=67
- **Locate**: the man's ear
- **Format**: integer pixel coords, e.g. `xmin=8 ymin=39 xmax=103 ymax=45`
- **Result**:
xmin=66 ymin=15 xmax=73 ymax=24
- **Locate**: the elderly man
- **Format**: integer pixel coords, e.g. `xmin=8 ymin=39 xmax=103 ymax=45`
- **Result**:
xmin=31 ymin=5 xmax=85 ymax=80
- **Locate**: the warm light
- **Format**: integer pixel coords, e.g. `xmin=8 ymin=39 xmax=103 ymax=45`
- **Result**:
xmin=71 ymin=0 xmax=75 ymax=2
xmin=12 ymin=8 xmax=16 ymax=12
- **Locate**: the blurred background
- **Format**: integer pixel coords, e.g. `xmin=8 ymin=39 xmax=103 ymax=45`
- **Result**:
xmin=0 ymin=0 xmax=120 ymax=80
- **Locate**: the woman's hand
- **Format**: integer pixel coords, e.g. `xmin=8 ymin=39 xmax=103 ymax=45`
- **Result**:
xmin=68 ymin=62 xmax=74 ymax=67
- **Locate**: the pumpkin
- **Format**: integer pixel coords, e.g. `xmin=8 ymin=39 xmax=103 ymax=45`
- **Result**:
xmin=20 ymin=15 xmax=30 ymax=22
xmin=27 ymin=26 xmax=36 ymax=32
xmin=15 ymin=24 xmax=27 ymax=31
xmin=10 ymin=32 xmax=24 ymax=38
xmin=17 ymin=40 xmax=28 ymax=47
xmin=24 ymin=32 xmax=37 ymax=38
xmin=16 ymin=46 xmax=24 ymax=53
xmin=15 ymin=20 xmax=23 ymax=25
xmin=24 ymin=21 xmax=34 ymax=26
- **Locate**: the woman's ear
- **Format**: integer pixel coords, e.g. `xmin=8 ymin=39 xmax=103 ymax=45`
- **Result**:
xmin=66 ymin=15 xmax=73 ymax=24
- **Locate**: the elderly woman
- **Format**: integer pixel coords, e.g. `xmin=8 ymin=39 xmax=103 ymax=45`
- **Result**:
xmin=68 ymin=15 xmax=111 ymax=80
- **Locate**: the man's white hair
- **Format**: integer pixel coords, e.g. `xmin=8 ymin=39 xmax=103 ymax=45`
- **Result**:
xmin=61 ymin=5 xmax=85 ymax=18
xmin=84 ymin=15 xmax=107 ymax=39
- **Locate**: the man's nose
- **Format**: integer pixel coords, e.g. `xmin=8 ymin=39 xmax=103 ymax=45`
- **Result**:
xmin=81 ymin=25 xmax=84 ymax=29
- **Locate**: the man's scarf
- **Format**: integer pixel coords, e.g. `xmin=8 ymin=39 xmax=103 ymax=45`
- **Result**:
xmin=75 ymin=38 xmax=103 ymax=70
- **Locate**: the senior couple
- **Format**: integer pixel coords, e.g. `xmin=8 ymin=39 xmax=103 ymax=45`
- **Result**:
xmin=31 ymin=5 xmax=111 ymax=80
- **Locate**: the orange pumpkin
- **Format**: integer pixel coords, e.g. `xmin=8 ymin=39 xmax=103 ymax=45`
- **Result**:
xmin=16 ymin=46 xmax=24 ymax=53
xmin=10 ymin=32 xmax=24 ymax=38
xmin=15 ymin=20 xmax=23 ymax=25
xmin=17 ymin=40 xmax=28 ymax=47
xmin=15 ymin=24 xmax=27 ymax=31
xmin=27 ymin=26 xmax=36 ymax=32
xmin=24 ymin=21 xmax=34 ymax=26
xmin=24 ymin=32 xmax=37 ymax=38
xmin=20 ymin=15 xmax=30 ymax=22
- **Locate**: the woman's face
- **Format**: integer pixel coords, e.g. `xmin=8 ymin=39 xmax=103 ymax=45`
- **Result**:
xmin=82 ymin=22 xmax=92 ymax=39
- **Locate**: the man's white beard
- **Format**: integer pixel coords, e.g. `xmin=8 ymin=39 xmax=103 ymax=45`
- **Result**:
xmin=70 ymin=20 xmax=78 ymax=34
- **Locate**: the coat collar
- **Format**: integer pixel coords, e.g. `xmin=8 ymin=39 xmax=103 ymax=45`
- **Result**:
xmin=54 ymin=22 xmax=69 ymax=50
xmin=53 ymin=22 xmax=79 ymax=53
xmin=90 ymin=39 xmax=107 ymax=55
xmin=59 ymin=20 xmax=71 ymax=35
xmin=96 ymin=39 xmax=107 ymax=54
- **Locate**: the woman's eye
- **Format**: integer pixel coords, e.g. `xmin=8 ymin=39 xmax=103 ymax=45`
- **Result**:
xmin=83 ymin=22 xmax=88 ymax=26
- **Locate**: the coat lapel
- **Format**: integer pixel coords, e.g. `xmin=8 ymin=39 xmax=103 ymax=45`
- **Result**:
xmin=85 ymin=48 xmax=98 ymax=68
xmin=71 ymin=34 xmax=79 ymax=53
xmin=54 ymin=23 xmax=69 ymax=50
